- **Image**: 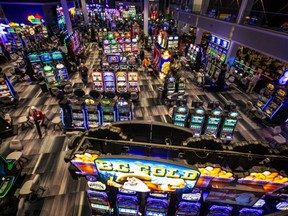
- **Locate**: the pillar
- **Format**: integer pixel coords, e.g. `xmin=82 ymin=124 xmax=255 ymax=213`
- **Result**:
xmin=144 ymin=0 xmax=149 ymax=36
xmin=60 ymin=0 xmax=73 ymax=34
xmin=200 ymin=0 xmax=209 ymax=15
xmin=236 ymin=0 xmax=255 ymax=24
xmin=194 ymin=27 xmax=204 ymax=45
xmin=226 ymin=41 xmax=240 ymax=66
xmin=81 ymin=0 xmax=89 ymax=25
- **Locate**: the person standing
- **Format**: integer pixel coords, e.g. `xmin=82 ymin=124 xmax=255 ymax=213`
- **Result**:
xmin=79 ymin=63 xmax=89 ymax=86
xmin=246 ymin=72 xmax=261 ymax=94
xmin=196 ymin=69 xmax=205 ymax=87
xmin=27 ymin=106 xmax=45 ymax=139
xmin=139 ymin=49 xmax=145 ymax=64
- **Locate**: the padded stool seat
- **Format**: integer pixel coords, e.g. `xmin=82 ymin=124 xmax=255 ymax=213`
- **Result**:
xmin=51 ymin=116 xmax=62 ymax=130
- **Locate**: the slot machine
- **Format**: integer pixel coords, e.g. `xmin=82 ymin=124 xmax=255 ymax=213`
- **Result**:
xmin=263 ymin=88 xmax=286 ymax=118
xmin=118 ymin=38 xmax=124 ymax=52
xmin=175 ymin=191 xmax=202 ymax=216
xmin=116 ymin=192 xmax=139 ymax=216
xmin=207 ymin=205 xmax=233 ymax=216
xmin=256 ymin=83 xmax=275 ymax=110
xmin=51 ymin=51 xmax=63 ymax=64
xmin=110 ymin=39 xmax=119 ymax=53
xmin=127 ymin=72 xmax=139 ymax=93
xmin=103 ymin=39 xmax=111 ymax=54
xmin=85 ymin=98 xmax=101 ymax=129
xmin=100 ymin=98 xmax=117 ymax=125
xmin=56 ymin=63 xmax=69 ymax=81
xmin=172 ymin=106 xmax=189 ymax=127
xmin=168 ymin=36 xmax=174 ymax=49
xmin=117 ymin=99 xmax=133 ymax=121
xmin=41 ymin=52 xmax=53 ymax=65
xmin=124 ymin=38 xmax=132 ymax=52
xmin=103 ymin=71 xmax=116 ymax=92
xmin=212 ymin=66 xmax=221 ymax=81
xmin=220 ymin=111 xmax=239 ymax=141
xmin=204 ymin=109 xmax=222 ymax=138
xmin=174 ymin=36 xmax=179 ymax=49
xmin=208 ymin=62 xmax=216 ymax=78
xmin=220 ymin=50 xmax=227 ymax=63
xmin=28 ymin=53 xmax=42 ymax=74
xmin=43 ymin=65 xmax=58 ymax=86
xmin=116 ymin=71 xmax=128 ymax=93
xmin=145 ymin=196 xmax=169 ymax=216
xmin=86 ymin=181 xmax=112 ymax=215
xmin=165 ymin=76 xmax=176 ymax=96
xmin=0 ymin=73 xmax=18 ymax=101
xmin=69 ymin=98 xmax=87 ymax=129
xmin=177 ymin=77 xmax=186 ymax=95
xmin=131 ymin=38 xmax=138 ymax=52
xmin=189 ymin=107 xmax=205 ymax=137
xmin=92 ymin=71 xmax=104 ymax=92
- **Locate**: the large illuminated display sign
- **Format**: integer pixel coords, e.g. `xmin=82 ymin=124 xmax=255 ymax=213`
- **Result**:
xmin=95 ymin=156 xmax=200 ymax=193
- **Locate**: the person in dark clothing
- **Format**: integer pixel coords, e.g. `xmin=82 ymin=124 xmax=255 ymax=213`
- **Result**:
xmin=79 ymin=63 xmax=89 ymax=86
xmin=215 ymin=64 xmax=227 ymax=92
xmin=139 ymin=49 xmax=145 ymax=64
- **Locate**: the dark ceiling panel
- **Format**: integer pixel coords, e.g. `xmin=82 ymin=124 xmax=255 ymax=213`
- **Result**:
xmin=1 ymin=0 xmax=76 ymax=4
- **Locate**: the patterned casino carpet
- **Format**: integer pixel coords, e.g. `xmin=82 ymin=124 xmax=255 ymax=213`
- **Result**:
xmin=0 ymin=43 xmax=287 ymax=215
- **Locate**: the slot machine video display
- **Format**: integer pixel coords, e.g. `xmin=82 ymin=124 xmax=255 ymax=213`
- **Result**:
xmin=189 ymin=108 xmax=205 ymax=137
xmin=124 ymin=38 xmax=132 ymax=52
xmin=28 ymin=53 xmax=42 ymax=74
xmin=127 ymin=72 xmax=139 ymax=93
xmin=176 ymin=202 xmax=201 ymax=216
xmin=145 ymin=197 xmax=169 ymax=216
xmin=103 ymin=72 xmax=116 ymax=92
xmin=220 ymin=111 xmax=239 ymax=141
xmin=41 ymin=52 xmax=53 ymax=65
xmin=177 ymin=77 xmax=186 ymax=95
xmin=263 ymin=88 xmax=286 ymax=118
xmin=51 ymin=51 xmax=63 ymax=63
xmin=85 ymin=99 xmax=101 ymax=129
xmin=173 ymin=106 xmax=189 ymax=127
xmin=256 ymin=84 xmax=275 ymax=110
xmin=168 ymin=36 xmax=174 ymax=49
xmin=110 ymin=39 xmax=119 ymax=53
xmin=56 ymin=63 xmax=69 ymax=81
xmin=92 ymin=72 xmax=104 ymax=92
xmin=165 ymin=77 xmax=176 ymax=95
xmin=43 ymin=65 xmax=58 ymax=86
xmin=101 ymin=99 xmax=116 ymax=125
xmin=116 ymin=71 xmax=127 ymax=93
xmin=103 ymin=40 xmax=111 ymax=53
xmin=131 ymin=38 xmax=138 ymax=52
xmin=117 ymin=100 xmax=133 ymax=121
xmin=87 ymin=190 xmax=112 ymax=215
xmin=69 ymin=98 xmax=87 ymax=129
xmin=116 ymin=194 xmax=139 ymax=216
xmin=204 ymin=109 xmax=222 ymax=137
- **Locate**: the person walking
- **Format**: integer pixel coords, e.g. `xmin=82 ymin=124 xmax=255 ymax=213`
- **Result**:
xmin=79 ymin=63 xmax=89 ymax=86
xmin=246 ymin=72 xmax=261 ymax=94
xmin=143 ymin=57 xmax=150 ymax=74
xmin=196 ymin=69 xmax=205 ymax=87
xmin=27 ymin=106 xmax=45 ymax=139
xmin=139 ymin=49 xmax=145 ymax=64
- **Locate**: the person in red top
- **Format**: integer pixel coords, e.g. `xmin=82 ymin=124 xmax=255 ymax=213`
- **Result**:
xmin=27 ymin=106 xmax=45 ymax=138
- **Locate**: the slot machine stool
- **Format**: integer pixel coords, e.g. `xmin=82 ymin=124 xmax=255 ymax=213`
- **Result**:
xmin=51 ymin=116 xmax=63 ymax=131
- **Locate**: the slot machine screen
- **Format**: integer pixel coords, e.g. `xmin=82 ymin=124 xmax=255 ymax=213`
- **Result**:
xmin=52 ymin=52 xmax=63 ymax=60
xmin=102 ymin=106 xmax=114 ymax=113
xmin=28 ymin=54 xmax=41 ymax=63
xmin=178 ymin=83 xmax=185 ymax=88
xmin=178 ymin=107 xmax=187 ymax=113
xmin=119 ymin=107 xmax=129 ymax=114
xmin=212 ymin=110 xmax=221 ymax=116
xmin=224 ymin=119 xmax=237 ymax=126
xmin=208 ymin=117 xmax=220 ymax=124
xmin=107 ymin=55 xmax=120 ymax=64
xmin=196 ymin=109 xmax=205 ymax=115
xmin=167 ymin=82 xmax=174 ymax=89
xmin=229 ymin=112 xmax=239 ymax=118
xmin=91 ymin=203 xmax=110 ymax=210
xmin=192 ymin=116 xmax=204 ymax=123
xmin=168 ymin=36 xmax=173 ymax=40
xmin=104 ymin=73 xmax=114 ymax=81
xmin=182 ymin=193 xmax=201 ymax=202
xmin=71 ymin=104 xmax=82 ymax=110
xmin=41 ymin=53 xmax=52 ymax=62
xmin=119 ymin=208 xmax=137 ymax=214
xmin=146 ymin=211 xmax=165 ymax=216
xmin=103 ymin=115 xmax=114 ymax=122
xmin=174 ymin=114 xmax=186 ymax=121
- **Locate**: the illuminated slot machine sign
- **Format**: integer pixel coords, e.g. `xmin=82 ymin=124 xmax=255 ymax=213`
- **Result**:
xmin=28 ymin=53 xmax=41 ymax=63
xmin=208 ymin=35 xmax=230 ymax=62
xmin=69 ymin=98 xmax=86 ymax=129
xmin=128 ymin=72 xmax=139 ymax=92
xmin=95 ymin=156 xmax=200 ymax=193
xmin=107 ymin=54 xmax=120 ymax=64
xmin=41 ymin=52 xmax=53 ymax=64
xmin=173 ymin=106 xmax=188 ymax=127
xmin=71 ymin=153 xmax=99 ymax=176
xmin=116 ymin=72 xmax=127 ymax=92
xmin=131 ymin=38 xmax=138 ymax=52
xmin=168 ymin=36 xmax=174 ymax=49
xmin=85 ymin=99 xmax=100 ymax=128
xmin=159 ymin=50 xmax=171 ymax=80
xmin=174 ymin=36 xmax=179 ymax=49
xmin=52 ymin=51 xmax=63 ymax=61
xmin=56 ymin=63 xmax=69 ymax=81
xmin=196 ymin=165 xmax=234 ymax=188
xmin=103 ymin=72 xmax=115 ymax=92
xmin=238 ymin=169 xmax=288 ymax=192
xmin=124 ymin=38 xmax=132 ymax=52
xmin=110 ymin=40 xmax=119 ymax=53
xmin=264 ymin=88 xmax=287 ymax=117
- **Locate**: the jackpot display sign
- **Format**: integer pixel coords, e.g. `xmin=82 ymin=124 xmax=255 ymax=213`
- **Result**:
xmin=95 ymin=156 xmax=200 ymax=193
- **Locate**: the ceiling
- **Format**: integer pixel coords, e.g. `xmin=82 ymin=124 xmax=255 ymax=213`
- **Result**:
xmin=1 ymin=0 xmax=76 ymax=5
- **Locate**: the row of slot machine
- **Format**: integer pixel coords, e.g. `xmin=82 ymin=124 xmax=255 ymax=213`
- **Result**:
xmin=83 ymin=173 xmax=268 ymax=216
xmin=255 ymin=83 xmax=288 ymax=124
xmin=167 ymin=36 xmax=179 ymax=50
xmin=92 ymin=71 xmax=139 ymax=94
xmin=206 ymin=34 xmax=229 ymax=64
xmin=165 ymin=76 xmax=186 ymax=96
xmin=205 ymin=59 xmax=222 ymax=82
xmin=61 ymin=97 xmax=133 ymax=130
xmin=187 ymin=44 xmax=202 ymax=63
xmin=172 ymin=105 xmax=239 ymax=141
xmin=103 ymin=38 xmax=138 ymax=53
xmin=0 ymin=73 xmax=18 ymax=102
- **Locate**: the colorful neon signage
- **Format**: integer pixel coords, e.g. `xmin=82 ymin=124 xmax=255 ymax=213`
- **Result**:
xmin=95 ymin=156 xmax=200 ymax=193
xmin=210 ymin=34 xmax=230 ymax=49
